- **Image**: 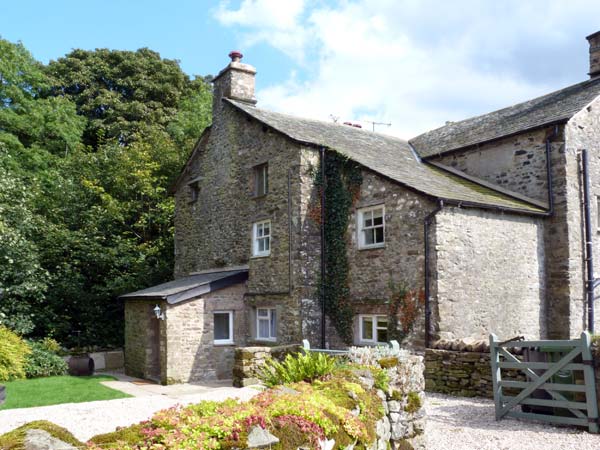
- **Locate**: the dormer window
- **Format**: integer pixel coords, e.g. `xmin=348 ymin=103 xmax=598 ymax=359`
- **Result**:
xmin=253 ymin=163 xmax=268 ymax=197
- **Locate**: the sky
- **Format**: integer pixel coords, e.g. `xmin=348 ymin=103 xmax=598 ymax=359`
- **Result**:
xmin=2 ymin=0 xmax=600 ymax=138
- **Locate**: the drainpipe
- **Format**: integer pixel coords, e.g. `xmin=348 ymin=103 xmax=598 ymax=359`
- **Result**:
xmin=320 ymin=147 xmax=327 ymax=348
xmin=545 ymin=126 xmax=558 ymax=216
xmin=582 ymin=149 xmax=595 ymax=333
xmin=424 ymin=200 xmax=444 ymax=348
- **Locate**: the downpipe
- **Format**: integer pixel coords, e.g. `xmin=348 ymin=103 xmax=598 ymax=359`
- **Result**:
xmin=424 ymin=200 xmax=444 ymax=348
xmin=581 ymin=149 xmax=595 ymax=333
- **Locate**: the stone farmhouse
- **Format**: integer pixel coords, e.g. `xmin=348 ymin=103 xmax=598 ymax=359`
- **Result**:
xmin=122 ymin=32 xmax=600 ymax=384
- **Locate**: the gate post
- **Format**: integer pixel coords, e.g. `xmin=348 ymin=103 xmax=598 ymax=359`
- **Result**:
xmin=490 ymin=334 xmax=503 ymax=420
xmin=581 ymin=331 xmax=599 ymax=433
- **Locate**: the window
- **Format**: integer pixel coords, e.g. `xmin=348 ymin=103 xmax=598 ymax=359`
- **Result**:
xmin=359 ymin=315 xmax=388 ymax=344
xmin=189 ymin=181 xmax=199 ymax=202
xmin=252 ymin=220 xmax=271 ymax=257
xmin=213 ymin=311 xmax=233 ymax=345
xmin=187 ymin=176 xmax=202 ymax=203
xmin=254 ymin=163 xmax=268 ymax=197
xmin=358 ymin=206 xmax=385 ymax=248
xmin=256 ymin=307 xmax=276 ymax=341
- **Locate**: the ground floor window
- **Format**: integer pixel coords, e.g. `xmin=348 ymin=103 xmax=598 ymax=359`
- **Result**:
xmin=359 ymin=314 xmax=388 ymax=344
xmin=256 ymin=307 xmax=276 ymax=341
xmin=213 ymin=311 xmax=233 ymax=345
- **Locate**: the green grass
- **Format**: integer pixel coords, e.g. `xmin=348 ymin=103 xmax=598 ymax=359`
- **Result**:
xmin=0 ymin=375 xmax=131 ymax=410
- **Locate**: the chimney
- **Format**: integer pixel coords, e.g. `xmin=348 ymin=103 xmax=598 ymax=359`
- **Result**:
xmin=212 ymin=51 xmax=257 ymax=113
xmin=586 ymin=31 xmax=600 ymax=78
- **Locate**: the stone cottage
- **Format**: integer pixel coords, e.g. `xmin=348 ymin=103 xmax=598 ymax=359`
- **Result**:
xmin=122 ymin=32 xmax=600 ymax=384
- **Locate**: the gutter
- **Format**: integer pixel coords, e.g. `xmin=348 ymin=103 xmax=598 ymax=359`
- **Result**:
xmin=424 ymin=200 xmax=444 ymax=348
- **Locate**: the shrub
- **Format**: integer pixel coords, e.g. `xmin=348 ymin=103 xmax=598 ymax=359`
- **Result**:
xmin=258 ymin=350 xmax=339 ymax=387
xmin=24 ymin=341 xmax=68 ymax=378
xmin=0 ymin=326 xmax=31 ymax=381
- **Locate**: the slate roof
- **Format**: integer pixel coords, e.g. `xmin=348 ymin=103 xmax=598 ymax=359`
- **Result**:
xmin=120 ymin=268 xmax=248 ymax=304
xmin=227 ymin=99 xmax=546 ymax=214
xmin=410 ymin=77 xmax=600 ymax=158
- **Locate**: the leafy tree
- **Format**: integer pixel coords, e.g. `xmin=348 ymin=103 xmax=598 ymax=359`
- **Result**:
xmin=0 ymin=39 xmax=212 ymax=347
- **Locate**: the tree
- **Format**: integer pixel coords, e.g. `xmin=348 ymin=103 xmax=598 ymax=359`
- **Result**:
xmin=0 ymin=40 xmax=212 ymax=347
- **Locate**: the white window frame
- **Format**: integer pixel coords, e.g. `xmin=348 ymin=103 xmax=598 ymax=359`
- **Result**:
xmin=357 ymin=205 xmax=385 ymax=249
xmin=254 ymin=163 xmax=268 ymax=197
xmin=256 ymin=307 xmax=276 ymax=341
xmin=213 ymin=310 xmax=234 ymax=345
xmin=358 ymin=314 xmax=388 ymax=344
xmin=252 ymin=220 xmax=271 ymax=257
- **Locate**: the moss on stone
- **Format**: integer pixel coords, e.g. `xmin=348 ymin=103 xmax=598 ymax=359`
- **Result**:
xmin=0 ymin=420 xmax=83 ymax=449
xmin=404 ymin=391 xmax=422 ymax=414
xmin=89 ymin=423 xmax=146 ymax=446
xmin=390 ymin=389 xmax=404 ymax=401
xmin=396 ymin=438 xmax=415 ymax=450
xmin=378 ymin=357 xmax=399 ymax=369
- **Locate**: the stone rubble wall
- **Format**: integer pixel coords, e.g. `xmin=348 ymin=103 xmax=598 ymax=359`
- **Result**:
xmin=236 ymin=346 xmax=426 ymax=450
xmin=424 ymin=339 xmax=526 ymax=398
xmin=232 ymin=344 xmax=301 ymax=387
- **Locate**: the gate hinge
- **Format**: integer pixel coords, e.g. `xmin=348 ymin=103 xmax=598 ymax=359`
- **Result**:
xmin=588 ymin=417 xmax=600 ymax=424
xmin=583 ymin=359 xmax=597 ymax=367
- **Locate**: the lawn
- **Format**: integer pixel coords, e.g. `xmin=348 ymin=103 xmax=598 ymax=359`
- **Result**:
xmin=0 ymin=375 xmax=131 ymax=410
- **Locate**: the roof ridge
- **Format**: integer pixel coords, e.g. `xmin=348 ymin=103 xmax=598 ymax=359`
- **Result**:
xmin=224 ymin=98 xmax=408 ymax=143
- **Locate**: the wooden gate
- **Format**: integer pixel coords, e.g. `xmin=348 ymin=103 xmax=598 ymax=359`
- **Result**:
xmin=490 ymin=332 xmax=598 ymax=433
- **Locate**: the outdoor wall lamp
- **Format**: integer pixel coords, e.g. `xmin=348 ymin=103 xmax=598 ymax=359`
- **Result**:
xmin=153 ymin=304 xmax=165 ymax=320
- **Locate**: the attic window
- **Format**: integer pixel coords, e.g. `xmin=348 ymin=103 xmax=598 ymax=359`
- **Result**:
xmin=253 ymin=163 xmax=268 ymax=197
xmin=188 ymin=176 xmax=202 ymax=203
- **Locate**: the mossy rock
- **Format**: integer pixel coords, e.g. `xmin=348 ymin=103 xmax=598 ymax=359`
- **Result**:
xmin=404 ymin=391 xmax=422 ymax=414
xmin=0 ymin=420 xmax=83 ymax=449
xmin=378 ymin=357 xmax=399 ymax=369
xmin=89 ymin=423 xmax=146 ymax=446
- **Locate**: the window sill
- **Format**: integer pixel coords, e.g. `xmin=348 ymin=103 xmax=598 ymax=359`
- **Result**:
xmin=251 ymin=194 xmax=268 ymax=200
xmin=254 ymin=338 xmax=277 ymax=343
xmin=251 ymin=254 xmax=271 ymax=259
xmin=358 ymin=244 xmax=385 ymax=251
xmin=213 ymin=341 xmax=235 ymax=346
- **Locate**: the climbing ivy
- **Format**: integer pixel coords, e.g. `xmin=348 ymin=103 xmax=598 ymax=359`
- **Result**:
xmin=387 ymin=280 xmax=425 ymax=343
xmin=314 ymin=152 xmax=363 ymax=344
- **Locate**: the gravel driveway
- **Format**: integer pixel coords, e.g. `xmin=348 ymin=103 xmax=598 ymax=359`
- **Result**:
xmin=425 ymin=393 xmax=599 ymax=450
xmin=0 ymin=386 xmax=259 ymax=442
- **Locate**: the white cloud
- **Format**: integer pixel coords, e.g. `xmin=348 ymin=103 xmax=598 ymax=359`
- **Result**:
xmin=215 ymin=0 xmax=600 ymax=138
xmin=214 ymin=0 xmax=309 ymax=60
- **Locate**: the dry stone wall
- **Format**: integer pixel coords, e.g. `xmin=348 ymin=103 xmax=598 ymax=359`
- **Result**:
xmin=424 ymin=340 xmax=526 ymax=398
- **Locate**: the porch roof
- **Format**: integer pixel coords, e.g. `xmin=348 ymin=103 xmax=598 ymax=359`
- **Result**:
xmin=119 ymin=267 xmax=248 ymax=304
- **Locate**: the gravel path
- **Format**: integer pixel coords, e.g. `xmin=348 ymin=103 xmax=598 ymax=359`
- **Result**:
xmin=425 ymin=393 xmax=599 ymax=450
xmin=0 ymin=386 xmax=259 ymax=442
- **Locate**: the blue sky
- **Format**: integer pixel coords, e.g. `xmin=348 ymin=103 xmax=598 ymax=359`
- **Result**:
xmin=2 ymin=0 xmax=600 ymax=138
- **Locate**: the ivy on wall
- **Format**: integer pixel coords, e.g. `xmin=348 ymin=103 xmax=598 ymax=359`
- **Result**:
xmin=313 ymin=151 xmax=363 ymax=344
xmin=387 ymin=280 xmax=425 ymax=343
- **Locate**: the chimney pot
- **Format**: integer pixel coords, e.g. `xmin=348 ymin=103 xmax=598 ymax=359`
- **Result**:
xmin=586 ymin=31 xmax=600 ymax=78
xmin=228 ymin=50 xmax=243 ymax=62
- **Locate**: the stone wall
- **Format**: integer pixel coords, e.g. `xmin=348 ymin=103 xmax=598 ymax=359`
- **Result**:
xmin=232 ymin=343 xmax=301 ymax=387
xmin=424 ymin=345 xmax=530 ymax=399
xmin=432 ymin=206 xmax=546 ymax=341
xmin=124 ymin=300 xmax=160 ymax=380
xmin=236 ymin=346 xmax=426 ymax=449
xmin=346 ymin=169 xmax=437 ymax=348
xmin=164 ymin=283 xmax=247 ymax=384
xmin=565 ymin=97 xmax=600 ymax=335
xmin=435 ymin=128 xmax=551 ymax=203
